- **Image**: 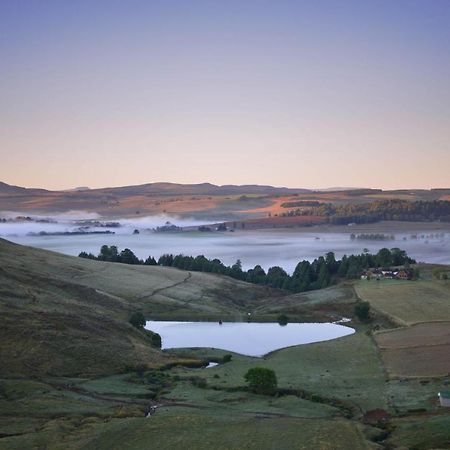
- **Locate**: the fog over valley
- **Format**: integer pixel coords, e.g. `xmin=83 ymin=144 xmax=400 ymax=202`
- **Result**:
xmin=2 ymin=213 xmax=449 ymax=273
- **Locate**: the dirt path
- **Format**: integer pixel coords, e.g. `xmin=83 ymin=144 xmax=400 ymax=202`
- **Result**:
xmin=136 ymin=272 xmax=192 ymax=301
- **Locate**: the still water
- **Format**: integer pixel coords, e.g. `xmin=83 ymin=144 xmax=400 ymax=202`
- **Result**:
xmin=145 ymin=320 xmax=355 ymax=357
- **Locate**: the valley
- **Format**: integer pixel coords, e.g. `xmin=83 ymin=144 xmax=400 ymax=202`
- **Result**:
xmin=0 ymin=239 xmax=449 ymax=449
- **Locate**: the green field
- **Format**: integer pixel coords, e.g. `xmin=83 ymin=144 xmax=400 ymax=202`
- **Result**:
xmin=355 ymin=278 xmax=450 ymax=325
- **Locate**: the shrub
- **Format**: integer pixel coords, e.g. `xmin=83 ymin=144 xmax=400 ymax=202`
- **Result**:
xmin=244 ymin=367 xmax=277 ymax=395
xmin=222 ymin=354 xmax=232 ymax=363
xmin=150 ymin=332 xmax=162 ymax=348
xmin=129 ymin=312 xmax=146 ymax=329
xmin=277 ymin=314 xmax=288 ymax=326
xmin=354 ymin=301 xmax=370 ymax=321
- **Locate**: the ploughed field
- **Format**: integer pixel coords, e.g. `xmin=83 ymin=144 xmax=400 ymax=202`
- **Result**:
xmin=356 ymin=277 xmax=450 ymax=378
xmin=375 ymin=322 xmax=450 ymax=377
xmin=0 ymin=239 xmax=449 ymax=449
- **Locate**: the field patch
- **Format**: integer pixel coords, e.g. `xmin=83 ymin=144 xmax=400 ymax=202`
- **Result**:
xmin=374 ymin=322 xmax=450 ymax=377
xmin=355 ymin=279 xmax=450 ymax=325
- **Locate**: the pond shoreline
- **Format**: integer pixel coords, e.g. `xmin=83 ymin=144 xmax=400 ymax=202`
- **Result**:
xmin=145 ymin=320 xmax=355 ymax=357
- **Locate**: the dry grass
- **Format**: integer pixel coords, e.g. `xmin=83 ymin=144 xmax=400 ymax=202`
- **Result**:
xmin=374 ymin=322 xmax=450 ymax=377
xmin=0 ymin=238 xmax=284 ymax=376
xmin=355 ymin=279 xmax=450 ymax=325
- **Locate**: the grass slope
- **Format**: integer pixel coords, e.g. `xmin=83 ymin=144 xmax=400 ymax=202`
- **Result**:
xmin=355 ymin=279 xmax=450 ymax=325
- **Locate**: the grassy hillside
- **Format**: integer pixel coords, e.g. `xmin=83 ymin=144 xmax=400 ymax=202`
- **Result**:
xmin=0 ymin=238 xmax=288 ymax=377
xmin=0 ymin=242 xmax=170 ymax=377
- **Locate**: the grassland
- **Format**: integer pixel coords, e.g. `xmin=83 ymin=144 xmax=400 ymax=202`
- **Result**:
xmin=356 ymin=278 xmax=450 ymax=380
xmin=1 ymin=239 xmax=450 ymax=449
xmin=355 ymin=279 xmax=450 ymax=325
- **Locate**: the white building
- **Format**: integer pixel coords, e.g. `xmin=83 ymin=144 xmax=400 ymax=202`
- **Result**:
xmin=438 ymin=391 xmax=450 ymax=407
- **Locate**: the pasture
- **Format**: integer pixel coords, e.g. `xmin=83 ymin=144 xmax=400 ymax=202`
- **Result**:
xmin=355 ymin=279 xmax=450 ymax=325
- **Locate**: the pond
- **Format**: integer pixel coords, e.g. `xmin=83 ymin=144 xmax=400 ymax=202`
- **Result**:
xmin=145 ymin=320 xmax=355 ymax=357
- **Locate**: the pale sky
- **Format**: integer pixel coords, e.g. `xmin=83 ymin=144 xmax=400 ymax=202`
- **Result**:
xmin=1 ymin=0 xmax=449 ymax=190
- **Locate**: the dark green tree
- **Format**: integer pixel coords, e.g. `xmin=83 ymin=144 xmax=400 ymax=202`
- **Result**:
xmin=246 ymin=265 xmax=266 ymax=284
xmin=266 ymin=266 xmax=288 ymax=289
xmin=277 ymin=314 xmax=288 ymax=326
xmin=119 ymin=248 xmax=141 ymax=264
xmin=99 ymin=245 xmax=119 ymax=262
xmin=144 ymin=256 xmax=157 ymax=265
xmin=354 ymin=301 xmax=370 ymax=321
xmin=129 ymin=312 xmax=146 ymax=329
xmin=317 ymin=263 xmax=330 ymax=288
xmin=158 ymin=254 xmax=174 ymax=266
xmin=230 ymin=259 xmax=244 ymax=279
xmin=376 ymin=248 xmax=392 ymax=268
xmin=244 ymin=367 xmax=277 ymax=395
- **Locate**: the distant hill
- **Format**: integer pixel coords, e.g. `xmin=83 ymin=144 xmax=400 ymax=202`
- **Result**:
xmin=0 ymin=181 xmax=48 ymax=195
xmin=1 ymin=180 xmax=449 ymax=219
xmin=91 ymin=182 xmax=311 ymax=196
xmin=0 ymin=181 xmax=310 ymax=217
xmin=0 ymin=181 xmax=49 ymax=196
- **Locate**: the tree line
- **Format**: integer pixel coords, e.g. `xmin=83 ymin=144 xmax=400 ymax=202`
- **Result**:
xmin=79 ymin=245 xmax=415 ymax=293
xmin=280 ymin=199 xmax=450 ymax=223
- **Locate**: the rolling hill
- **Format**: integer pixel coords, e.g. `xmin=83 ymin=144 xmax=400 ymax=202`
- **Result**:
xmin=0 ymin=238 xmax=283 ymax=377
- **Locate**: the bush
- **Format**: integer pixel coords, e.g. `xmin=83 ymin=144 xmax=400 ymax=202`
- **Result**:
xmin=244 ymin=367 xmax=277 ymax=395
xmin=222 ymin=354 xmax=232 ymax=363
xmin=277 ymin=314 xmax=288 ymax=326
xmin=354 ymin=301 xmax=370 ymax=321
xmin=129 ymin=312 xmax=146 ymax=329
xmin=150 ymin=332 xmax=162 ymax=348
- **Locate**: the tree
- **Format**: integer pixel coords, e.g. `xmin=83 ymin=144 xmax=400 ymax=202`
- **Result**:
xmin=244 ymin=367 xmax=277 ymax=395
xmin=99 ymin=245 xmax=119 ymax=262
xmin=354 ymin=301 xmax=370 ymax=321
xmin=230 ymin=259 xmax=244 ymax=279
xmin=266 ymin=266 xmax=288 ymax=289
xmin=129 ymin=312 xmax=146 ymax=329
xmin=144 ymin=256 xmax=157 ymax=265
xmin=277 ymin=314 xmax=288 ymax=326
xmin=119 ymin=248 xmax=140 ymax=265
xmin=247 ymin=265 xmax=266 ymax=284
xmin=376 ymin=248 xmax=392 ymax=268
xmin=317 ymin=263 xmax=330 ymax=288
xmin=158 ymin=254 xmax=174 ymax=266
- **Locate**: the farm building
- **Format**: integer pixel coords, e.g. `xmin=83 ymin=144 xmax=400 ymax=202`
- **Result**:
xmin=438 ymin=391 xmax=450 ymax=407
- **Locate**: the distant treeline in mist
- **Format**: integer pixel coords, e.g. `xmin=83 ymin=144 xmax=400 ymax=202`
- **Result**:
xmin=280 ymin=199 xmax=450 ymax=224
xmin=79 ymin=246 xmax=416 ymax=293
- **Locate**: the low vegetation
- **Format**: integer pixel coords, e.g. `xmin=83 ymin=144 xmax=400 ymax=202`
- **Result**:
xmin=244 ymin=367 xmax=278 ymax=395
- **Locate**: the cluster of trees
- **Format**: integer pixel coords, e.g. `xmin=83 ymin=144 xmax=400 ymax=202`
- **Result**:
xmin=79 ymin=246 xmax=415 ymax=294
xmin=350 ymin=233 xmax=395 ymax=241
xmin=79 ymin=245 xmax=157 ymax=265
xmin=280 ymin=200 xmax=321 ymax=208
xmin=281 ymin=199 xmax=450 ymax=224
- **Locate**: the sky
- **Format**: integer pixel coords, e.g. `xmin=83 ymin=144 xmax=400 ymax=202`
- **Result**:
xmin=0 ymin=0 xmax=449 ymax=190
